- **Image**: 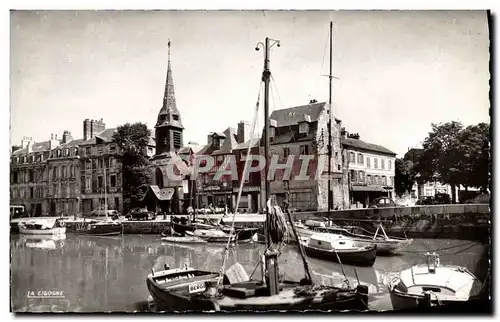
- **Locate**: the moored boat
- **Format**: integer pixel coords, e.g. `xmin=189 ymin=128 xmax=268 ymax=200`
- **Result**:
xmin=146 ymin=262 xmax=369 ymax=312
xmin=18 ymin=218 xmax=66 ymax=236
xmin=185 ymin=229 xmax=236 ymax=243
xmin=161 ymin=236 xmax=208 ymax=245
xmin=388 ymin=252 xmax=483 ymax=311
xmin=315 ymin=224 xmax=413 ymax=255
xmin=76 ymin=219 xmax=123 ymax=236
xmin=300 ymin=233 xmax=377 ymax=267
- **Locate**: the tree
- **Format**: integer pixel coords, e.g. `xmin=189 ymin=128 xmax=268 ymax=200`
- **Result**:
xmin=112 ymin=123 xmax=152 ymax=213
xmin=456 ymin=123 xmax=490 ymax=192
xmin=417 ymin=121 xmax=464 ymax=203
xmin=394 ymin=158 xmax=417 ymax=196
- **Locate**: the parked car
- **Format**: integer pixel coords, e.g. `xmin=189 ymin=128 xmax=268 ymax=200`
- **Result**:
xmin=465 ymin=193 xmax=490 ymax=204
xmin=368 ymin=197 xmax=405 ymax=208
xmin=434 ymin=193 xmax=451 ymax=204
xmin=415 ymin=196 xmax=435 ymax=205
xmin=90 ymin=208 xmax=120 ymax=219
xmin=126 ymin=208 xmax=155 ymax=221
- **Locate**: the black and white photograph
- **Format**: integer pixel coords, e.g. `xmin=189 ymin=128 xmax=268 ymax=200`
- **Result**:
xmin=8 ymin=8 xmax=492 ymax=314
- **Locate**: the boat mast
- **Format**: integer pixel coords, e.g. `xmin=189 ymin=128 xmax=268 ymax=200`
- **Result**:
xmin=104 ymin=157 xmax=107 ymax=220
xmin=327 ymin=21 xmax=333 ymax=212
xmin=257 ymin=36 xmax=280 ymax=296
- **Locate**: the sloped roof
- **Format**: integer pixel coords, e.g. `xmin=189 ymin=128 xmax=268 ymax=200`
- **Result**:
xmin=269 ymin=102 xmax=326 ymax=127
xmin=12 ymin=140 xmax=52 ymax=155
xmin=234 ymin=138 xmax=260 ymax=150
xmin=342 ymin=137 xmax=396 ymax=156
xmin=79 ymin=128 xmax=117 ymax=145
xmin=213 ymin=127 xmax=238 ymax=155
xmin=59 ymin=139 xmax=86 ymax=148
xmin=148 ymin=136 xmax=155 ymax=147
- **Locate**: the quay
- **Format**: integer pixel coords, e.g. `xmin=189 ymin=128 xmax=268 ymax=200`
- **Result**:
xmin=11 ymin=204 xmax=490 ymax=241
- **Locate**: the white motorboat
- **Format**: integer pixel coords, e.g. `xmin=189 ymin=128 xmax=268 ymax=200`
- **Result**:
xmin=388 ymin=252 xmax=483 ymax=310
xmin=18 ymin=218 xmax=66 ymax=236
xmin=300 ymin=233 xmax=377 ymax=267
xmin=316 ymin=223 xmax=413 ymax=254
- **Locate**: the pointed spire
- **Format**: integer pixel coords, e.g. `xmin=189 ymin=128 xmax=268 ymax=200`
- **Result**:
xmin=157 ymin=38 xmax=183 ymax=129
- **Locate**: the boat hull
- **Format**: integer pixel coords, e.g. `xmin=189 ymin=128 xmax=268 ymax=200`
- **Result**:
xmin=76 ymin=222 xmax=123 ymax=236
xmin=18 ymin=227 xmax=66 ymax=235
xmin=146 ymin=269 xmax=369 ymax=312
xmin=302 ymin=243 xmax=377 ymax=267
xmin=353 ymin=238 xmax=413 ymax=254
xmin=388 ymin=288 xmax=475 ymax=311
xmin=185 ymin=230 xmax=235 ymax=243
xmin=161 ymin=236 xmax=208 ymax=245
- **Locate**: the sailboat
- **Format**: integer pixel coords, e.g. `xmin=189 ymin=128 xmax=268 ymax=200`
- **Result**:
xmin=146 ymin=33 xmax=369 ymax=312
xmin=77 ymin=158 xmax=123 ymax=236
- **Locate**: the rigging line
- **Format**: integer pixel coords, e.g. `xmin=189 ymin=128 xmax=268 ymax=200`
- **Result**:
xmin=270 ymin=75 xmax=298 ymax=143
xmin=319 ymin=27 xmax=330 ymax=77
xmin=217 ymin=80 xmax=263 ymax=288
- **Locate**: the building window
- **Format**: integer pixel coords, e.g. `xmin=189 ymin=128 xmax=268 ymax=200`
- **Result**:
xmin=349 ymin=152 xmax=355 ymax=163
xmin=383 ymin=176 xmax=387 ymax=186
xmin=283 ymin=147 xmax=290 ymax=158
xmin=61 ymin=166 xmax=66 ymax=178
xmin=98 ymin=158 xmax=104 ymax=169
xmin=85 ymin=177 xmax=91 ymax=191
xmin=337 ymin=164 xmax=341 ymax=171
xmin=69 ymin=165 xmax=73 ymax=177
xmin=109 ymin=157 xmax=115 ymax=168
xmin=359 ymin=171 xmax=365 ymax=182
xmin=97 ymin=145 xmax=103 ymax=154
xmin=86 ymin=159 xmax=92 ymax=170
xmin=388 ymin=160 xmax=392 ymax=171
xmin=387 ymin=176 xmax=391 ymax=187
xmin=53 ymin=184 xmax=58 ymax=196
xmin=110 ymin=175 xmax=116 ymax=188
xmin=366 ymin=157 xmax=371 ymax=168
xmin=350 ymin=170 xmax=356 ymax=182
xmin=299 ymin=123 xmax=309 ymax=134
xmin=357 ymin=153 xmax=363 ymax=164
xmin=53 ymin=166 xmax=57 ymax=179
xmin=300 ymin=145 xmax=309 ymax=155
xmin=98 ymin=176 xmax=103 ymax=190
xmin=86 ymin=147 xmax=91 ymax=156
xmin=381 ymin=159 xmax=385 ymax=170
xmin=115 ymin=197 xmax=120 ymax=210
xmin=173 ymin=131 xmax=182 ymax=150
xmin=173 ymin=114 xmax=179 ymax=121
xmin=374 ymin=158 xmax=378 ymax=169
xmin=110 ymin=145 xmax=116 ymax=153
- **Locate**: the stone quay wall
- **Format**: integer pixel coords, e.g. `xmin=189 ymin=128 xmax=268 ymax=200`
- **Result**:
xmin=292 ymin=204 xmax=490 ymax=242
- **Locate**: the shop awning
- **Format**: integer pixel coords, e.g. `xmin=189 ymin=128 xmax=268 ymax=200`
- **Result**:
xmin=351 ymin=185 xmax=385 ymax=192
xmin=149 ymin=185 xmax=175 ymax=201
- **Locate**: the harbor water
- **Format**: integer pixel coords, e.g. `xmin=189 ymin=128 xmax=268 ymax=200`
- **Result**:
xmin=10 ymin=234 xmax=488 ymax=312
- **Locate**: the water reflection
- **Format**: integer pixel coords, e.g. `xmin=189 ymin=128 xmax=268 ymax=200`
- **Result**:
xmin=10 ymin=234 xmax=488 ymax=312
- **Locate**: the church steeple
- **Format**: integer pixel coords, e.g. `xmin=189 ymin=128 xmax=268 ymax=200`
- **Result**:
xmin=155 ymin=39 xmax=184 ymax=155
xmin=156 ymin=38 xmax=183 ymax=130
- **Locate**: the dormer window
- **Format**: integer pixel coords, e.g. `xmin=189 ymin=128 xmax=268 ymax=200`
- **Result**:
xmin=173 ymin=114 xmax=179 ymax=121
xmin=65 ymin=148 xmax=70 ymax=156
xmin=57 ymin=149 xmax=61 ymax=157
xmin=299 ymin=123 xmax=309 ymax=134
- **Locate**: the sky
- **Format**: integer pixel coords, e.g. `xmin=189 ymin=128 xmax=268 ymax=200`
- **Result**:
xmin=10 ymin=10 xmax=490 ymax=157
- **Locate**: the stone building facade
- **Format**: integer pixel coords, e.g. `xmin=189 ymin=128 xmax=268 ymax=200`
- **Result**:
xmin=266 ymin=101 xmax=347 ymax=211
xmin=10 ymin=136 xmax=57 ymax=217
xmin=78 ymin=125 xmax=124 ymax=216
xmin=196 ymin=121 xmax=250 ymax=211
xmin=46 ymin=131 xmax=84 ymax=216
xmin=342 ymin=133 xmax=396 ymax=208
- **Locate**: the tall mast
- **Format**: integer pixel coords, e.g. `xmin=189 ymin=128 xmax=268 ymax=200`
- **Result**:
xmin=256 ymin=36 xmax=280 ymax=296
xmin=327 ymin=21 xmax=333 ymax=212
xmin=104 ymin=157 xmax=107 ymax=219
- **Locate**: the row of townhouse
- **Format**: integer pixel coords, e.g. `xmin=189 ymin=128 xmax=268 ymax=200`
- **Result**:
xmin=193 ymin=100 xmax=397 ymax=213
xmin=10 ymin=118 xmax=155 ymax=217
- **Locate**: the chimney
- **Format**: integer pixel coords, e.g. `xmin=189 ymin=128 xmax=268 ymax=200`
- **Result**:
xmin=83 ymin=119 xmax=91 ymax=140
xmin=26 ymin=140 xmax=33 ymax=153
xmin=309 ymin=99 xmax=318 ymax=104
xmin=207 ymin=133 xmax=214 ymax=147
xmin=49 ymin=134 xmax=60 ymax=149
xmin=237 ymin=121 xmax=251 ymax=144
xmin=83 ymin=118 xmax=106 ymax=140
xmin=340 ymin=127 xmax=347 ymax=138
xmin=21 ymin=136 xmax=32 ymax=149
xmin=62 ymin=131 xmax=73 ymax=144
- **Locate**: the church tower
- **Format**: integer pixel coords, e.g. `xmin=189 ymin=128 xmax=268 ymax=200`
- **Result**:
xmin=155 ymin=39 xmax=184 ymax=155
